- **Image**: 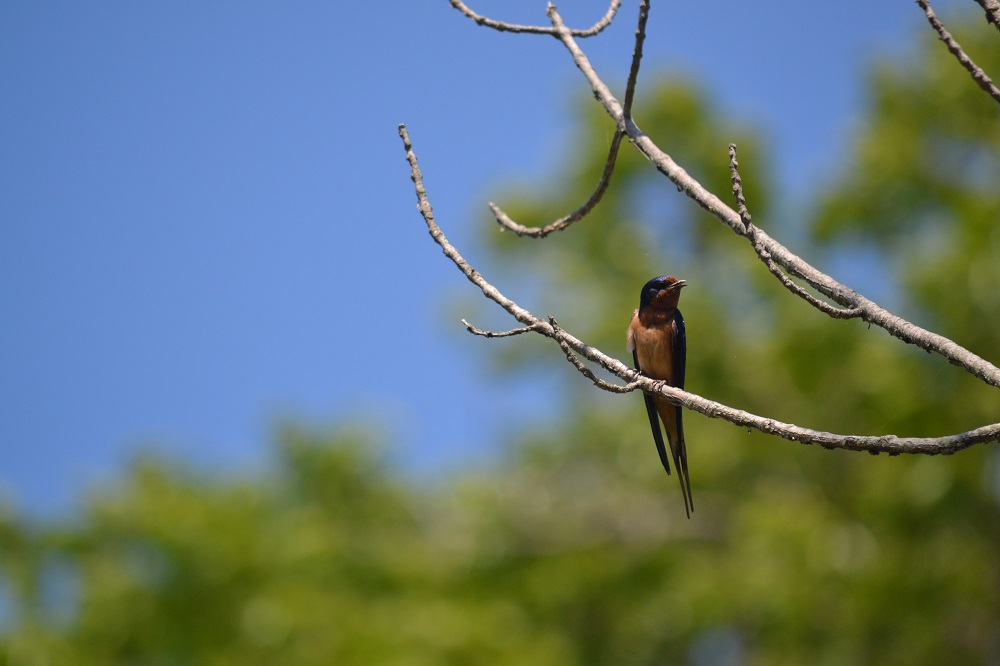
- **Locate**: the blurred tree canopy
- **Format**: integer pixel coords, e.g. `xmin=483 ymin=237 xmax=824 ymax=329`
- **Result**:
xmin=3 ymin=18 xmax=1000 ymax=666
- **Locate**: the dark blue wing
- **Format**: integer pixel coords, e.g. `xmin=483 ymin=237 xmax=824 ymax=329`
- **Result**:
xmin=670 ymin=309 xmax=693 ymax=515
xmin=672 ymin=310 xmax=686 ymax=390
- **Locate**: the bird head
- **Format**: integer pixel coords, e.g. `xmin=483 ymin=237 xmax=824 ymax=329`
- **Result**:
xmin=639 ymin=275 xmax=687 ymax=311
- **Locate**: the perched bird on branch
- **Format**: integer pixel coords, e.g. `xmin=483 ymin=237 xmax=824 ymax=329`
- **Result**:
xmin=627 ymin=275 xmax=693 ymax=518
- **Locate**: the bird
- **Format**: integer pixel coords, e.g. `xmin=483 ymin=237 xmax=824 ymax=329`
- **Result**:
xmin=626 ymin=275 xmax=693 ymax=518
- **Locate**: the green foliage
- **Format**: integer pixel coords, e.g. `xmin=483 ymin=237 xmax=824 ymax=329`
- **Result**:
xmin=3 ymin=21 xmax=1000 ymax=666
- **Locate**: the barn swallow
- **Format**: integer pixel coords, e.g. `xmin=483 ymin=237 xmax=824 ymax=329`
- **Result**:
xmin=627 ymin=275 xmax=692 ymax=518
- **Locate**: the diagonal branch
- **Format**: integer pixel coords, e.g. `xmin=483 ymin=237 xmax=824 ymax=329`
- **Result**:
xmin=729 ymin=144 xmax=863 ymax=319
xmin=547 ymin=316 xmax=643 ymax=393
xmin=484 ymin=0 xmax=639 ymax=238
xmin=915 ymin=0 xmax=1000 ymax=104
xmin=539 ymin=1 xmax=1000 ymax=389
xmin=449 ymin=0 xmax=621 ymax=37
xmin=461 ymin=320 xmax=540 ymax=338
xmin=490 ymin=130 xmax=624 ymax=237
xmin=622 ymin=0 xmax=651 ymax=119
xmin=399 ymin=124 xmax=1000 ymax=455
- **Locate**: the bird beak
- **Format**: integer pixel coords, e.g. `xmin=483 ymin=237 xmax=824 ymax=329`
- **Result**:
xmin=674 ymin=280 xmax=687 ymax=289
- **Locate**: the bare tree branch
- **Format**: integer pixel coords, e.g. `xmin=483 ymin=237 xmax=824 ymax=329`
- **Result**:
xmin=973 ymin=0 xmax=1000 ymax=32
xmin=915 ymin=0 xmax=1000 ymax=104
xmin=490 ymin=130 xmax=624 ymax=237
xmin=728 ymin=144 xmax=753 ymax=231
xmin=536 ymin=1 xmax=1000 ymax=389
xmin=548 ymin=317 xmax=643 ymax=393
xmin=461 ymin=320 xmax=539 ymax=338
xmin=729 ymin=144 xmax=864 ymax=319
xmin=399 ymin=125 xmax=550 ymax=333
xmin=399 ymin=124 xmax=1000 ymax=454
xmin=622 ymin=0 xmax=650 ymax=119
xmin=483 ymin=0 xmax=631 ymax=238
xmin=449 ymin=0 xmax=621 ymax=37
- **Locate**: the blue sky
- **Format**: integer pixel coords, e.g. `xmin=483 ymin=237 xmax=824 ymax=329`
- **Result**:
xmin=0 ymin=1 xmax=953 ymax=513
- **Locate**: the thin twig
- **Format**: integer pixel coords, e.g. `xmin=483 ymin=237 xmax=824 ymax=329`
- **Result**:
xmin=622 ymin=0 xmax=651 ymax=119
xmin=752 ymin=243 xmax=865 ymax=319
xmin=399 ymin=125 xmax=543 ymax=332
xmin=549 ymin=317 xmax=641 ymax=393
xmin=461 ymin=319 xmax=538 ymax=338
xmin=915 ymin=0 xmax=1000 ymax=104
xmin=728 ymin=144 xmax=752 ymax=231
xmin=399 ymin=124 xmax=1000 ymax=455
xmin=491 ymin=131 xmax=624 ymax=237
xmin=540 ymin=2 xmax=1000 ymax=388
xmin=729 ymin=145 xmax=864 ymax=319
xmin=449 ymin=0 xmax=621 ymax=37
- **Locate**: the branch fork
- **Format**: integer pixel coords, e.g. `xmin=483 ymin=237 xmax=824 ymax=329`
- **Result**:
xmin=399 ymin=0 xmax=1000 ymax=455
